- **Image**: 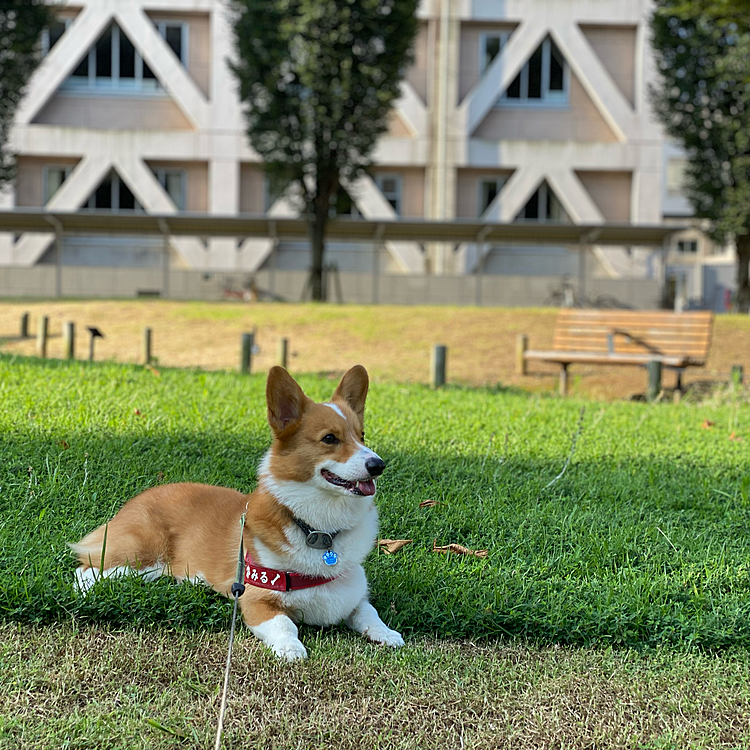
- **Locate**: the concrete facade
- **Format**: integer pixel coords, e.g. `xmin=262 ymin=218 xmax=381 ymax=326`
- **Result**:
xmin=0 ymin=0 xmax=732 ymax=306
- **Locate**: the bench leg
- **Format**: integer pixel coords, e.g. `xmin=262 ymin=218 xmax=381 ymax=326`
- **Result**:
xmin=647 ymin=360 xmax=662 ymax=402
xmin=559 ymin=363 xmax=569 ymax=396
xmin=675 ymin=369 xmax=684 ymax=393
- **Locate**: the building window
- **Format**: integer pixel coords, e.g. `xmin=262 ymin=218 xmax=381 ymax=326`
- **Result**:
xmin=334 ymin=189 xmax=362 ymax=218
xmin=153 ymin=21 xmax=189 ymax=65
xmin=478 ymin=178 xmax=506 ymax=216
xmin=515 ymin=181 xmax=569 ymax=223
xmin=152 ymin=168 xmax=186 ymax=210
xmin=479 ymin=32 xmax=511 ymax=74
xmin=41 ymin=17 xmax=72 ymax=56
xmin=66 ymin=24 xmax=161 ymax=93
xmin=500 ymin=37 xmax=568 ymax=106
xmin=375 ymin=174 xmax=402 ymax=215
xmin=676 ymin=240 xmax=698 ymax=254
xmin=43 ymin=165 xmax=73 ymax=205
xmin=667 ymin=158 xmax=688 ymax=196
xmin=84 ymin=172 xmax=143 ymax=211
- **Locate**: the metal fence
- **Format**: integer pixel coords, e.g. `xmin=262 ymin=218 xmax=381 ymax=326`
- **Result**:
xmin=0 ymin=263 xmax=662 ymax=308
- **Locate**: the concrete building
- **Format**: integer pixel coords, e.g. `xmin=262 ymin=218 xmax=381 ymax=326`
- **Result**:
xmin=0 ymin=0 xmax=735 ymax=307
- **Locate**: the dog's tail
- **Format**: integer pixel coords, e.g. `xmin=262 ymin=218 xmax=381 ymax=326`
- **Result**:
xmin=68 ymin=524 xmax=108 ymax=569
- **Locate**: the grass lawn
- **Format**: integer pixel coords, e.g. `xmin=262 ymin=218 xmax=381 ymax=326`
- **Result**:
xmin=1 ymin=354 xmax=750 ymax=747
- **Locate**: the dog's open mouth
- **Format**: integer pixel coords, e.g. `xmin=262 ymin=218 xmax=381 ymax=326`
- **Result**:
xmin=321 ymin=469 xmax=376 ymax=496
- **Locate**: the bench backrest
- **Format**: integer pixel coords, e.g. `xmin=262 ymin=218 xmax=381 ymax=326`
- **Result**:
xmin=552 ymin=309 xmax=714 ymax=363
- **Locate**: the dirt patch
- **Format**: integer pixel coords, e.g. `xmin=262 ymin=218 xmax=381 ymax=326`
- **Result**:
xmin=1 ymin=300 xmax=747 ymax=399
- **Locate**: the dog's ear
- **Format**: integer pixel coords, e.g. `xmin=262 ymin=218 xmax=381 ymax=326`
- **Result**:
xmin=267 ymin=367 xmax=309 ymax=435
xmin=332 ymin=365 xmax=369 ymax=424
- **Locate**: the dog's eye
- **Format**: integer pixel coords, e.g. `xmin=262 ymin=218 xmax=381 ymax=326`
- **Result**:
xmin=321 ymin=433 xmax=339 ymax=445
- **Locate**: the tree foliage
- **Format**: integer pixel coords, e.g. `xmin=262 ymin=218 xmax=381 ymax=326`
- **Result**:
xmin=228 ymin=0 xmax=418 ymax=300
xmin=650 ymin=0 xmax=750 ymax=309
xmin=0 ymin=1 xmax=52 ymax=189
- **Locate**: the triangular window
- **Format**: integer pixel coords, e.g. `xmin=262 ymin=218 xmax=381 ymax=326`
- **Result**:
xmin=62 ymin=23 xmax=164 ymax=94
xmin=514 ymin=181 xmax=569 ymax=223
xmin=83 ymin=171 xmax=143 ymax=212
xmin=500 ymin=37 xmax=568 ymax=106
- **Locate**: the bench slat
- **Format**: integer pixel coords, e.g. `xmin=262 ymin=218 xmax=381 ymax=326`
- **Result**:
xmin=522 ymin=310 xmax=714 ymax=395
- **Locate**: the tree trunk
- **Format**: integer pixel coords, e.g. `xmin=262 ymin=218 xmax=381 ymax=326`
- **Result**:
xmin=306 ymin=170 xmax=338 ymax=302
xmin=309 ymin=208 xmax=327 ymax=301
xmin=737 ymin=234 xmax=750 ymax=313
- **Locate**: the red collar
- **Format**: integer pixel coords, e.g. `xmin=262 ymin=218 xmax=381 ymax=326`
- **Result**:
xmin=244 ymin=551 xmax=336 ymax=592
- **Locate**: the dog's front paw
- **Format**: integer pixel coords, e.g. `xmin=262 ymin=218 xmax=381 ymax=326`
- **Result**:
xmin=270 ymin=638 xmax=308 ymax=661
xmin=364 ymin=625 xmax=405 ymax=648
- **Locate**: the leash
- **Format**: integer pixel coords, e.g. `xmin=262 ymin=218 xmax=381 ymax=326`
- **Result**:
xmin=214 ymin=512 xmax=246 ymax=750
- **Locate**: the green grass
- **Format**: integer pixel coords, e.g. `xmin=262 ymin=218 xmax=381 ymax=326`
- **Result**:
xmin=1 ymin=354 xmax=750 ymax=650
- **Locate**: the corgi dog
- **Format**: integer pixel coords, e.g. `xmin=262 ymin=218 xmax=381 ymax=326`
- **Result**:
xmin=71 ymin=365 xmax=404 ymax=661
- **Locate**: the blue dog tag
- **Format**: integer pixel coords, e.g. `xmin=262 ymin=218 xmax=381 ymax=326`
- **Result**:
xmin=322 ymin=550 xmax=338 ymax=566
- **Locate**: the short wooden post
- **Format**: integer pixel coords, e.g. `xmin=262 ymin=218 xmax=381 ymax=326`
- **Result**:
xmin=516 ymin=334 xmax=528 ymax=375
xmin=36 ymin=315 xmax=48 ymax=358
xmin=647 ymin=360 xmax=662 ymax=402
xmin=559 ymin=363 xmax=569 ymax=396
xmin=63 ymin=321 xmax=75 ymax=360
xmin=277 ymin=337 xmax=288 ymax=369
xmin=20 ymin=312 xmax=29 ymax=339
xmin=731 ymin=365 xmax=744 ymax=388
xmin=241 ymin=332 xmax=254 ymax=373
xmin=431 ymin=345 xmax=447 ymax=388
xmin=87 ymin=327 xmax=104 ymax=361
xmin=143 ymin=327 xmax=152 ymax=365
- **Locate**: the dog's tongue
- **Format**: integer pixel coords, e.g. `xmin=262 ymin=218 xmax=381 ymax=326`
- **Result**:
xmin=357 ymin=479 xmax=376 ymax=496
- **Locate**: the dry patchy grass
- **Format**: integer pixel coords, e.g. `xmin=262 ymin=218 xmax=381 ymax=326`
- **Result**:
xmin=0 ymin=300 xmax=748 ymax=399
xmin=2 ymin=623 xmax=749 ymax=749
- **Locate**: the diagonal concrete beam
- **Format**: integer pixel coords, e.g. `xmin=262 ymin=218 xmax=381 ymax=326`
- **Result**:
xmin=551 ymin=23 xmax=638 ymax=143
xmin=112 ymin=154 xmax=208 ymax=268
xmin=116 ymin=6 xmax=210 ymax=129
xmin=545 ymin=168 xmax=604 ymax=224
xmin=15 ymin=5 xmax=112 ymax=125
xmin=347 ymin=175 xmax=424 ymax=273
xmin=459 ymin=21 xmax=548 ymax=135
xmin=395 ymin=81 xmax=429 ymax=136
xmin=12 ymin=155 xmax=112 ymax=265
xmin=236 ymin=194 xmax=299 ymax=273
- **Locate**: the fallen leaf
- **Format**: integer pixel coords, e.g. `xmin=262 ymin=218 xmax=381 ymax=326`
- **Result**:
xmin=378 ymin=539 xmax=412 ymax=554
xmin=58 ymin=440 xmax=69 ymax=450
xmin=133 ymin=408 xmax=141 ymax=416
xmin=419 ymin=499 xmax=442 ymax=508
xmin=729 ymin=432 xmax=744 ymax=442
xmin=156 ymin=471 xmax=165 ymax=481
xmin=145 ymin=363 xmax=160 ymax=377
xmin=433 ymin=540 xmax=488 ymax=559
xmin=702 ymin=420 xmax=715 ymax=429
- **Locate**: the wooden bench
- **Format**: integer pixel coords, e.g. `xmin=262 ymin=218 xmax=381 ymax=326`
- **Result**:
xmin=520 ymin=310 xmax=714 ymax=396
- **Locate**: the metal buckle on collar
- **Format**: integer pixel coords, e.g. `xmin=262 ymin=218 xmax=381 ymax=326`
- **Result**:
xmin=293 ymin=517 xmax=338 ymax=550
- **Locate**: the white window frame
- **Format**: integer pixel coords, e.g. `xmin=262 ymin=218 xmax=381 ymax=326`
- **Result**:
xmin=498 ymin=37 xmax=569 ymax=109
xmin=42 ymin=164 xmax=73 ymax=205
xmin=41 ymin=17 xmax=72 ymax=57
xmin=85 ymin=172 xmax=143 ymax=212
xmin=676 ymin=239 xmax=698 ymax=254
xmin=154 ymin=20 xmax=189 ymax=66
xmin=477 ymin=177 xmax=506 ymax=217
xmin=478 ymin=31 xmax=511 ymax=76
xmin=152 ymin=167 xmax=187 ymax=211
xmin=516 ymin=182 xmax=568 ymax=224
xmin=62 ymin=24 xmax=164 ymax=96
xmin=375 ymin=173 xmax=402 ymax=215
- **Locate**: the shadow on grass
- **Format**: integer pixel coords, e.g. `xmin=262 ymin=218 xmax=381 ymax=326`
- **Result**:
xmin=2 ymin=425 xmax=749 ymax=651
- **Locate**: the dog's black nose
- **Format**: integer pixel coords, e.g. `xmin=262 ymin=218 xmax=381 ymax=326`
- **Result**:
xmin=365 ymin=457 xmax=385 ymax=477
